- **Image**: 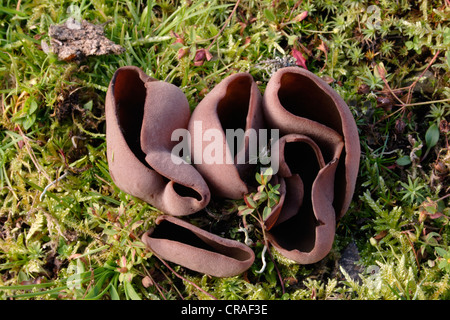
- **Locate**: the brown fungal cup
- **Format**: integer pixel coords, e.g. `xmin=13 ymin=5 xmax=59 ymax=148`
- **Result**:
xmin=106 ymin=65 xmax=360 ymax=275
xmin=141 ymin=215 xmax=255 ymax=277
xmin=105 ymin=66 xmax=210 ymax=216
xmin=188 ymin=73 xmax=264 ymax=199
xmin=262 ymin=67 xmax=360 ymax=264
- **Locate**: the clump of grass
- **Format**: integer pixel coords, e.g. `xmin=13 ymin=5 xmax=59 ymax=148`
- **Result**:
xmin=1 ymin=0 xmax=450 ymax=300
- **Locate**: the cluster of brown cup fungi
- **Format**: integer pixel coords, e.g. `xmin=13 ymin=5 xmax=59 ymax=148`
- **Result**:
xmin=105 ymin=66 xmax=360 ymax=277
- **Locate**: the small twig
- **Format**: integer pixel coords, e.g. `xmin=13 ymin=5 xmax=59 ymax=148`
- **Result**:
xmin=406 ymin=50 xmax=441 ymax=105
xmin=401 ymin=231 xmax=421 ymax=273
xmin=141 ymin=266 xmax=167 ymax=300
xmin=378 ymin=71 xmax=408 ymax=106
xmin=17 ymin=126 xmax=52 ymax=183
xmin=436 ymin=193 xmax=450 ymax=203
xmin=206 ymin=0 xmax=241 ymax=52
xmin=396 ymin=98 xmax=450 ymax=107
xmin=1 ymin=93 xmax=4 ymax=114
xmin=39 ymin=171 xmax=68 ymax=201
xmin=81 ymin=267 xmax=96 ymax=299
xmin=143 ymin=245 xmax=217 ymax=300
xmin=94 ymin=173 xmax=112 ymax=187
xmin=154 ymin=265 xmax=185 ymax=300
xmin=375 ymin=50 xmax=444 ymax=123
xmin=377 ymin=50 xmax=441 ymax=107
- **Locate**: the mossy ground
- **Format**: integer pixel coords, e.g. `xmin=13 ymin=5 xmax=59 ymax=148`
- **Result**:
xmin=0 ymin=0 xmax=450 ymax=300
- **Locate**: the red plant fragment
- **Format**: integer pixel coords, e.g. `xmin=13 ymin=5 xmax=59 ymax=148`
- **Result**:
xmin=292 ymin=48 xmax=308 ymax=69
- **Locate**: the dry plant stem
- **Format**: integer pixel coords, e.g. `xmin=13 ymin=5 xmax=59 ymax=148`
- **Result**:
xmin=401 ymin=231 xmax=421 ymax=273
xmin=378 ymin=50 xmax=441 ymax=106
xmin=378 ymin=50 xmax=441 ymax=107
xmin=376 ymin=50 xmax=444 ymax=122
xmin=16 ymin=126 xmax=52 ymax=183
xmin=1 ymin=94 xmax=4 ymax=114
xmin=437 ymin=193 xmax=450 ymax=202
xmin=81 ymin=267 xmax=96 ymax=299
xmin=142 ymin=266 xmax=169 ymax=300
xmin=379 ymin=74 xmax=409 ymax=106
xmin=138 ymin=235 xmax=217 ymax=300
xmin=399 ymin=98 xmax=450 ymax=107
xmin=148 ymin=260 xmax=186 ymax=300
xmin=206 ymin=0 xmax=241 ymax=52
xmin=405 ymin=50 xmax=441 ymax=105
xmin=94 ymin=173 xmax=112 ymax=187
xmin=156 ymin=254 xmax=217 ymax=300
xmin=162 ymin=272 xmax=186 ymax=300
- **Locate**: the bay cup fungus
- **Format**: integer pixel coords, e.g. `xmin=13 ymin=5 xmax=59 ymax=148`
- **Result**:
xmin=105 ymin=65 xmax=360 ymax=276
xmin=141 ymin=215 xmax=255 ymax=278
xmin=105 ymin=66 xmax=210 ymax=217
xmin=262 ymin=67 xmax=360 ymax=264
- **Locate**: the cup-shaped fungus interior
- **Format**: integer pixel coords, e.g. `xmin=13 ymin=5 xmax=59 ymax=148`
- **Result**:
xmin=113 ymin=69 xmax=147 ymax=164
xmin=269 ymin=141 xmax=323 ymax=253
xmin=277 ymin=72 xmax=343 ymax=135
xmin=150 ymin=219 xmax=253 ymax=262
xmin=216 ymin=76 xmax=252 ymax=158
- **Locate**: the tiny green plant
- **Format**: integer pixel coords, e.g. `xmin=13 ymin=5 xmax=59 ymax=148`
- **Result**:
xmin=1 ymin=0 xmax=450 ymax=301
xmin=237 ymin=167 xmax=280 ymax=241
xmin=435 ymin=246 xmax=450 ymax=274
xmin=399 ymin=176 xmax=429 ymax=206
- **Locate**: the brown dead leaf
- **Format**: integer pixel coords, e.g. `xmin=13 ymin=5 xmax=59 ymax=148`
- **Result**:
xmin=194 ymin=48 xmax=213 ymax=66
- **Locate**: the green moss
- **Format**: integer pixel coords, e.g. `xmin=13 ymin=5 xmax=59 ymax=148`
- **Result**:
xmin=1 ymin=0 xmax=450 ymax=300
